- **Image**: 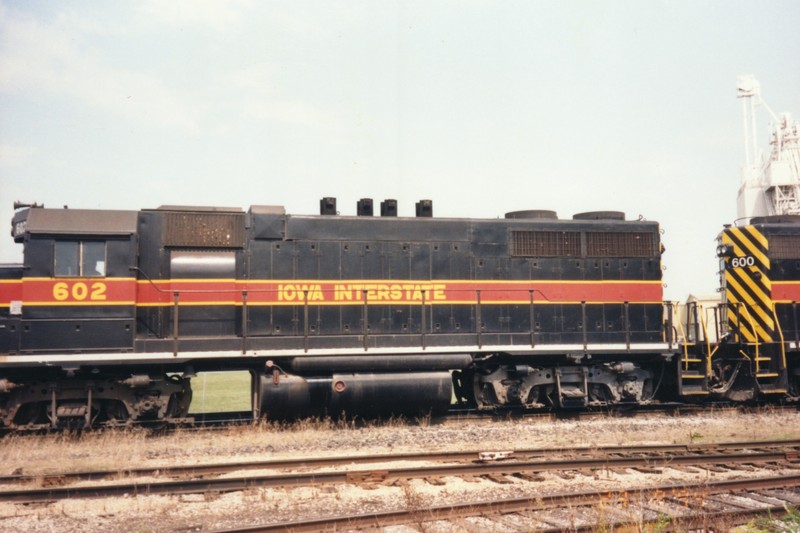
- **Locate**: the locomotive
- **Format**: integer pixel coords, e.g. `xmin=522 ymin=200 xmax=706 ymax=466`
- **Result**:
xmin=0 ymin=198 xmax=797 ymax=428
xmin=714 ymin=216 xmax=800 ymax=400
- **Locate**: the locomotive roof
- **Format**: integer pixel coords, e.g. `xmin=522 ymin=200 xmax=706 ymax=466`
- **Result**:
xmin=18 ymin=208 xmax=139 ymax=236
xmin=282 ymin=213 xmax=659 ymax=242
xmin=153 ymin=205 xmax=243 ymax=213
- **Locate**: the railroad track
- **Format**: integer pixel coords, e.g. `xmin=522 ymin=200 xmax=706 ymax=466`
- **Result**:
xmin=214 ymin=474 xmax=800 ymax=532
xmin=5 ymin=438 xmax=799 ymax=486
xmin=3 ymin=438 xmax=800 ymax=505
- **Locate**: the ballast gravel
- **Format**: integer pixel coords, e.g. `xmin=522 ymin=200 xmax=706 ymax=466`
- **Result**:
xmin=1 ymin=409 xmax=799 ymax=532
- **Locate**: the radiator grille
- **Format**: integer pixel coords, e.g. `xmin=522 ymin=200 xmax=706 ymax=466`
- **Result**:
xmin=511 ymin=231 xmax=580 ymax=257
xmin=164 ymin=212 xmax=245 ymax=248
xmin=769 ymin=235 xmax=800 ymax=259
xmin=586 ymin=232 xmax=657 ymax=257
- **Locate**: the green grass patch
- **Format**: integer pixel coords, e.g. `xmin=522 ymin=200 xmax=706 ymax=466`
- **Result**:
xmin=189 ymin=371 xmax=252 ymax=414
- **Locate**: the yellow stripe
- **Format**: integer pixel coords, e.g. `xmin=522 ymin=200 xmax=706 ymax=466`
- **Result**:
xmin=725 ymin=292 xmax=772 ymax=342
xmin=726 ymin=269 xmax=772 ymax=303
xmin=724 ymin=274 xmax=774 ymax=330
xmin=137 ymin=278 xmax=664 ymax=286
xmin=24 ymin=277 xmax=136 ymax=282
xmin=725 ymin=275 xmax=775 ymax=329
xmin=743 ymin=225 xmax=769 ymax=248
xmin=22 ymin=301 xmax=136 ymax=307
xmin=136 ymin=299 xmax=666 ymax=308
xmin=723 ymin=226 xmax=774 ymax=343
xmin=729 ymin=227 xmax=770 ymax=267
xmin=728 ymin=308 xmax=758 ymax=343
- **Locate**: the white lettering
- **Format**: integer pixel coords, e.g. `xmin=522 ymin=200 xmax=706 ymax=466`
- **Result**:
xmin=730 ymin=256 xmax=756 ymax=268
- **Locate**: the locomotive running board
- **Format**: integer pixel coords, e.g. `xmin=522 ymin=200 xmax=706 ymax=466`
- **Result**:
xmin=0 ymin=343 xmax=675 ymax=366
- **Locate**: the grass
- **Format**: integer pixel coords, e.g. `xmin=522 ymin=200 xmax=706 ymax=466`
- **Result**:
xmin=739 ymin=506 xmax=800 ymax=532
xmin=188 ymin=371 xmax=252 ymax=413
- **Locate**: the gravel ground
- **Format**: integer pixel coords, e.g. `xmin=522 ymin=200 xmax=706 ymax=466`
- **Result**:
xmin=1 ymin=408 xmax=799 ymax=532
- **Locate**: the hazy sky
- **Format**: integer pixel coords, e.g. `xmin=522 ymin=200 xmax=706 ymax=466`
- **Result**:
xmin=1 ymin=0 xmax=798 ymax=299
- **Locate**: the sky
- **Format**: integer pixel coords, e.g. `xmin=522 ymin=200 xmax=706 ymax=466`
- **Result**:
xmin=1 ymin=0 xmax=799 ymax=300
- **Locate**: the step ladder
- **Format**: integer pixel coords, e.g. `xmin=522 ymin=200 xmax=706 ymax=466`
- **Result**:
xmin=677 ymin=351 xmax=709 ymax=396
xmin=676 ymin=302 xmax=710 ymax=397
xmin=753 ymin=343 xmax=788 ymax=395
xmin=742 ymin=303 xmax=789 ymax=396
xmin=554 ymin=367 xmax=589 ymax=408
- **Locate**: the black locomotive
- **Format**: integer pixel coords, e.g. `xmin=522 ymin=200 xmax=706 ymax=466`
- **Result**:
xmin=0 ymin=198 xmax=797 ymax=428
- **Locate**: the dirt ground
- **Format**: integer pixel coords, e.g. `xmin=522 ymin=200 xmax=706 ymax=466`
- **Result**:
xmin=1 ymin=408 xmax=799 ymax=532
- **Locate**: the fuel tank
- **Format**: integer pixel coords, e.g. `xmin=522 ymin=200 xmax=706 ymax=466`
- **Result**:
xmin=259 ymin=371 xmax=453 ymax=418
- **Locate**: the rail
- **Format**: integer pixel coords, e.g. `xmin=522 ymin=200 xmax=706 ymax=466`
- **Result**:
xmin=230 ymin=474 xmax=800 ymax=533
xmin=4 ymin=439 xmax=800 ymax=504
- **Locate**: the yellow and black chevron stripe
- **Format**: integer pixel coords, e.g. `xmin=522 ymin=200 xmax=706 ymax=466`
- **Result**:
xmin=721 ymin=226 xmax=774 ymax=343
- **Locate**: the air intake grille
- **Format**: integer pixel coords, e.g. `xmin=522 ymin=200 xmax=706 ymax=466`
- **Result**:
xmin=164 ymin=212 xmax=245 ymax=248
xmin=511 ymin=231 xmax=580 ymax=257
xmin=769 ymin=235 xmax=800 ymax=259
xmin=586 ymin=232 xmax=657 ymax=257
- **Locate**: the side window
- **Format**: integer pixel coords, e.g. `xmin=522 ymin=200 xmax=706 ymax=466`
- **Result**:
xmin=83 ymin=241 xmax=106 ymax=277
xmin=54 ymin=241 xmax=106 ymax=277
xmin=55 ymin=241 xmax=79 ymax=277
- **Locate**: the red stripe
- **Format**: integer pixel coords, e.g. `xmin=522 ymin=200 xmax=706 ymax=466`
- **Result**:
xmin=772 ymin=282 xmax=800 ymax=302
xmin=21 ymin=278 xmax=136 ymax=305
xmin=5 ymin=279 xmax=663 ymax=307
xmin=0 ymin=280 xmax=23 ymax=304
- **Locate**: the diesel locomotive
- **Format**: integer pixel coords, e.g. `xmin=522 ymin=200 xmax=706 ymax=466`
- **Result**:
xmin=0 ymin=198 xmax=798 ymax=428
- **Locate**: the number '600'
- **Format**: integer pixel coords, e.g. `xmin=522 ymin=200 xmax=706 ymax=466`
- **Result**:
xmin=53 ymin=282 xmax=107 ymax=301
xmin=730 ymin=256 xmax=756 ymax=268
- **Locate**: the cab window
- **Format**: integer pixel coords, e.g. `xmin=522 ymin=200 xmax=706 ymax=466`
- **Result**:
xmin=55 ymin=241 xmax=106 ymax=277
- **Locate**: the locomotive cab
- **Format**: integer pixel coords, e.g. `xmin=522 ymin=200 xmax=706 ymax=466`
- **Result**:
xmin=12 ymin=206 xmax=139 ymax=353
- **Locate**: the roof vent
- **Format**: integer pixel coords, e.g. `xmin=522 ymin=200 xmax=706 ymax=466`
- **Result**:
xmin=573 ymin=211 xmax=625 ymax=221
xmin=357 ymin=198 xmax=374 ymax=216
xmin=380 ymin=199 xmax=398 ymax=217
xmin=505 ymin=210 xmax=558 ymax=220
xmin=415 ymin=199 xmax=433 ymax=217
xmin=320 ymin=197 xmax=337 ymax=216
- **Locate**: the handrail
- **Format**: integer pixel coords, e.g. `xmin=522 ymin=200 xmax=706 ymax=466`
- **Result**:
xmin=126 ymin=272 xmax=673 ymax=354
xmin=738 ymin=303 xmax=761 ymax=370
xmin=663 ymin=301 xmax=673 ymax=347
xmin=362 ymin=289 xmax=368 ymax=351
xmin=302 ymin=290 xmax=309 ymax=353
xmin=581 ymin=301 xmax=587 ymax=351
xmin=172 ymin=291 xmax=179 ymax=356
xmin=771 ymin=302 xmax=787 ymax=372
xmin=241 ymin=290 xmax=248 ymax=354
xmin=624 ymin=301 xmax=630 ymax=351
xmin=697 ymin=302 xmax=714 ymax=377
xmin=529 ymin=290 xmax=536 ymax=348
xmin=421 ymin=289 xmax=426 ymax=350
xmin=673 ymin=301 xmax=690 ymax=364
xmin=476 ymin=290 xmax=482 ymax=349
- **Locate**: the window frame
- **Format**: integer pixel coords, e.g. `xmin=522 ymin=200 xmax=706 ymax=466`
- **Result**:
xmin=54 ymin=240 xmax=107 ymax=278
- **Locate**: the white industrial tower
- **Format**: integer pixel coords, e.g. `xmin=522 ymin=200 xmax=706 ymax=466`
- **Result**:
xmin=736 ymin=75 xmax=800 ymax=223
